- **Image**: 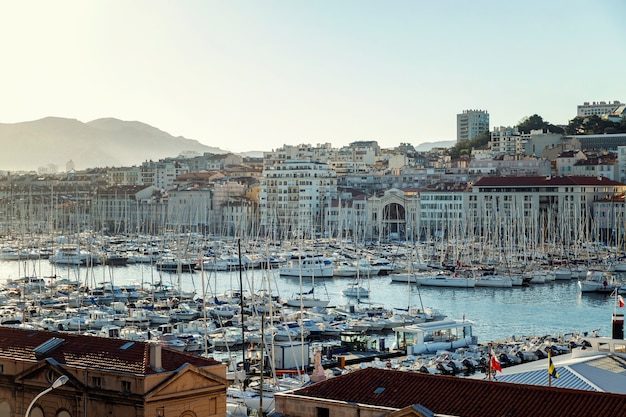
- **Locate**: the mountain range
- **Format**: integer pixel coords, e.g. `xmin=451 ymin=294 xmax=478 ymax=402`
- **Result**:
xmin=0 ymin=117 xmax=226 ymax=172
xmin=0 ymin=117 xmax=453 ymax=172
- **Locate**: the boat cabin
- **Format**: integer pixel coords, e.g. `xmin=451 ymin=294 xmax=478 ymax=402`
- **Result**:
xmin=393 ymin=319 xmax=476 ymax=355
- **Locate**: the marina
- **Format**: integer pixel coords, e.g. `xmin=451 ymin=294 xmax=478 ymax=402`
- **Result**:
xmin=0 ymin=247 xmax=622 ymax=345
xmin=1 ymin=235 xmax=625 ymax=417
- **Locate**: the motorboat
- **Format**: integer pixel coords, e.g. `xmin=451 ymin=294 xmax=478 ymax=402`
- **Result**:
xmin=393 ymin=318 xmax=476 ymax=355
xmin=49 ymin=245 xmax=87 ymax=266
xmin=156 ymin=257 xmax=197 ymax=273
xmin=578 ymin=269 xmax=620 ymax=293
xmin=279 ymin=255 xmax=334 ymax=278
xmin=391 ymin=271 xmax=475 ymax=288
xmin=341 ymin=283 xmax=370 ymax=297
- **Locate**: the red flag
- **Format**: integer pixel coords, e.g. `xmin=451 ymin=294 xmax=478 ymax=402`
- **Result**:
xmin=619 ymin=295 xmax=624 ymax=308
xmin=490 ymin=350 xmax=502 ymax=372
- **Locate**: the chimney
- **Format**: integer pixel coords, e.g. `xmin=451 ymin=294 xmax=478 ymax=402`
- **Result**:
xmin=150 ymin=342 xmax=164 ymax=372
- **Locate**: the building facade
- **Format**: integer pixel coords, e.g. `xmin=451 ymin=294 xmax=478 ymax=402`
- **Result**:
xmin=0 ymin=327 xmax=228 ymax=417
xmin=260 ymin=159 xmax=337 ymax=239
xmin=577 ymin=100 xmax=623 ymax=117
xmin=457 ymin=109 xmax=489 ymax=142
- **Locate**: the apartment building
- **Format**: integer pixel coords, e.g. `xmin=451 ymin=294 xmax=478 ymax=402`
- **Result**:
xmin=457 ymin=109 xmax=489 ymax=142
xmin=466 ymin=176 xmax=626 ymax=245
xmin=92 ymin=185 xmax=164 ymax=234
xmin=555 ymin=150 xmax=587 ymax=176
xmin=107 ymin=166 xmax=142 ymax=186
xmin=139 ymin=160 xmax=190 ymax=190
xmin=260 ymin=159 xmax=337 ymax=239
xmin=468 ymin=157 xmax=551 ymax=177
xmin=572 ymin=155 xmax=618 ymax=180
xmin=490 ymin=126 xmax=524 ymax=156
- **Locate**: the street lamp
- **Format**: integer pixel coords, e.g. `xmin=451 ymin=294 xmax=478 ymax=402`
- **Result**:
xmin=25 ymin=375 xmax=69 ymax=417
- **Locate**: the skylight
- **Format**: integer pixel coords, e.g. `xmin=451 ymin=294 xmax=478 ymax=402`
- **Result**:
xmin=120 ymin=342 xmax=135 ymax=350
xmin=33 ymin=337 xmax=65 ymax=356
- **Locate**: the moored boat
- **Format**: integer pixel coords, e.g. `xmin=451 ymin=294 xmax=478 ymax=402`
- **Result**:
xmin=393 ymin=318 xmax=476 ymax=355
xmin=279 ymin=255 xmax=334 ymax=278
xmin=578 ymin=269 xmax=620 ymax=293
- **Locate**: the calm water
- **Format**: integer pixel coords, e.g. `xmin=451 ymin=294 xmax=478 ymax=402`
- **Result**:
xmin=2 ymin=259 xmax=623 ymax=344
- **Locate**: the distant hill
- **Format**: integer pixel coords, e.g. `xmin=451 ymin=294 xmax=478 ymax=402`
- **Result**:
xmin=414 ymin=140 xmax=455 ymax=151
xmin=0 ymin=117 xmax=226 ymax=171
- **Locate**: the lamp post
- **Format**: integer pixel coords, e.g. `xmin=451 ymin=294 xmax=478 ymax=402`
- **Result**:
xmin=25 ymin=375 xmax=69 ymax=417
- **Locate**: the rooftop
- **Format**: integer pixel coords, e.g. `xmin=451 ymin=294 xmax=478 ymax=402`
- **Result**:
xmin=284 ymin=366 xmax=626 ymax=417
xmin=473 ymin=175 xmax=623 ymax=187
xmin=0 ymin=326 xmax=221 ymax=374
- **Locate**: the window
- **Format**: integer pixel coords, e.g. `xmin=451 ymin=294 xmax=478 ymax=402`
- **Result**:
xmin=316 ymin=407 xmax=330 ymax=417
xmin=92 ymin=376 xmax=102 ymax=388
xmin=122 ymin=380 xmax=131 ymax=392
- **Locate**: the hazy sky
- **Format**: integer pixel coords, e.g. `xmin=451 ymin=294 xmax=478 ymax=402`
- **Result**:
xmin=1 ymin=1 xmax=625 ymax=153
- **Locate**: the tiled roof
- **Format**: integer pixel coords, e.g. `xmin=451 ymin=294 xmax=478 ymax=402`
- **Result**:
xmin=473 ymin=175 xmax=623 ymax=187
xmin=288 ymin=367 xmax=626 ymax=417
xmin=0 ymin=326 xmax=220 ymax=374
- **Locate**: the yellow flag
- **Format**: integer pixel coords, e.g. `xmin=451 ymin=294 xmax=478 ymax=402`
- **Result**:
xmin=548 ymin=350 xmax=559 ymax=378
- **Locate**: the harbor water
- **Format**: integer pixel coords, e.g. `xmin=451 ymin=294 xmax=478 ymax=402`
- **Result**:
xmin=1 ymin=259 xmax=622 ymax=345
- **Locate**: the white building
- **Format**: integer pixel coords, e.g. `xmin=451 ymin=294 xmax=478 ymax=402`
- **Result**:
xmin=260 ymin=159 xmax=337 ymax=239
xmin=554 ymin=150 xmax=587 ymax=177
xmin=617 ymin=146 xmax=626 ymax=184
xmin=166 ymin=180 xmax=247 ymax=234
xmin=93 ymin=185 xmax=163 ymax=234
xmin=140 ymin=160 xmax=190 ymax=190
xmin=107 ymin=166 xmax=142 ymax=186
xmin=490 ymin=126 xmax=524 ymax=156
xmin=577 ymin=100 xmax=623 ymax=117
xmin=466 ymin=176 xmax=626 ymax=248
xmin=523 ymin=130 xmax=564 ymax=157
xmin=468 ymin=157 xmax=551 ymax=177
xmin=457 ymin=109 xmax=489 ymax=142
xmin=418 ymin=189 xmax=464 ymax=240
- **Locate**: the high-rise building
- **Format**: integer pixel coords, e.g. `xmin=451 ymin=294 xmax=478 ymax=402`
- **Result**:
xmin=457 ymin=109 xmax=489 ymax=142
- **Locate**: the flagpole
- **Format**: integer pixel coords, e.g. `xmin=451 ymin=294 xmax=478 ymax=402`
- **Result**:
xmin=487 ymin=342 xmax=492 ymax=381
xmin=548 ymin=349 xmax=552 ymax=387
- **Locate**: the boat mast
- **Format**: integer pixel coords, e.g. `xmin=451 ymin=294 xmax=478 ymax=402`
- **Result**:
xmin=238 ymin=239 xmax=246 ymax=372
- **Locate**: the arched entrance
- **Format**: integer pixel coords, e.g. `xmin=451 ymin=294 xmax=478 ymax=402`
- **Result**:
xmin=382 ymin=202 xmax=406 ymax=240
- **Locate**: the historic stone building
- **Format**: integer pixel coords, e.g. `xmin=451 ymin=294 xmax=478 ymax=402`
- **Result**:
xmin=0 ymin=327 xmax=228 ymax=417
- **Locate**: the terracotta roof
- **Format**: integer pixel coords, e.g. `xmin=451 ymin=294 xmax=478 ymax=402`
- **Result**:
xmin=473 ymin=175 xmax=623 ymax=187
xmin=287 ymin=367 xmax=626 ymax=417
xmin=0 ymin=326 xmax=220 ymax=374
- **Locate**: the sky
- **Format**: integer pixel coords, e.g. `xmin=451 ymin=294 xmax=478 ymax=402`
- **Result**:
xmin=1 ymin=1 xmax=625 ymax=153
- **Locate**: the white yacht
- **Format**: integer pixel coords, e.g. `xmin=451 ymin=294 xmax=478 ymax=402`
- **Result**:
xmin=279 ymin=256 xmax=334 ymax=278
xmin=393 ymin=319 xmax=476 ymax=355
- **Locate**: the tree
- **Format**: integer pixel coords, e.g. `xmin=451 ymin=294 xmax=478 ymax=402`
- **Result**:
xmin=565 ymin=115 xmax=625 ymax=135
xmin=565 ymin=116 xmax=585 ymax=135
xmin=448 ymin=131 xmax=490 ymax=159
xmin=517 ymin=114 xmax=564 ymax=134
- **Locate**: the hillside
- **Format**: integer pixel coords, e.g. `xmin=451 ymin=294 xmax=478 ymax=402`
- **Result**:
xmin=0 ymin=117 xmax=226 ymax=171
